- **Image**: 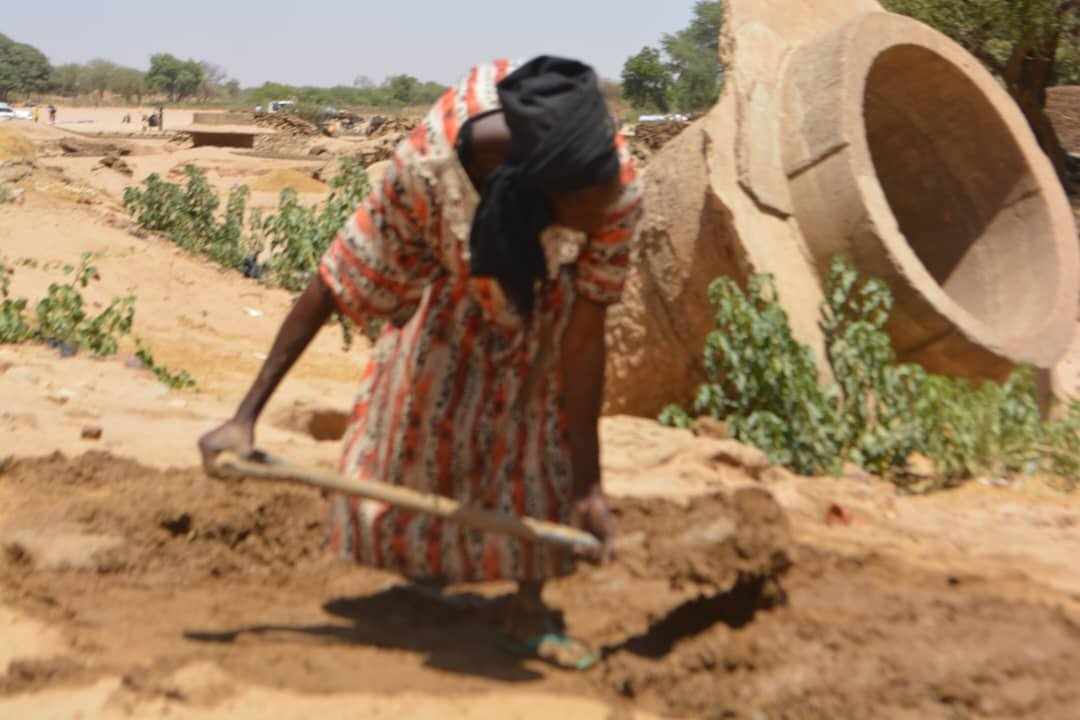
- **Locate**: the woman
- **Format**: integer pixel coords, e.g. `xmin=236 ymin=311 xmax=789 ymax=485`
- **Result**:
xmin=199 ymin=56 xmax=642 ymax=668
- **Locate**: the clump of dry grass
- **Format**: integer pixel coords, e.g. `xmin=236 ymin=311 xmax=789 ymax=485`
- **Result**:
xmin=0 ymin=127 xmax=35 ymax=162
xmin=249 ymin=168 xmax=327 ymax=194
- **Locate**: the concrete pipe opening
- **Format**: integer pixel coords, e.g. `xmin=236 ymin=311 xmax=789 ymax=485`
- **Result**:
xmin=782 ymin=12 xmax=1078 ymax=377
xmin=863 ymin=44 xmax=1058 ymax=346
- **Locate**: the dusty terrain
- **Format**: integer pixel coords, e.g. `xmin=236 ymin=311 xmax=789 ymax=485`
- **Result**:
xmin=2 ymin=117 xmax=1080 ymax=719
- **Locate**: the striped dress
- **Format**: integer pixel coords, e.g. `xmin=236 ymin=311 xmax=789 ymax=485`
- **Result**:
xmin=319 ymin=60 xmax=643 ymax=583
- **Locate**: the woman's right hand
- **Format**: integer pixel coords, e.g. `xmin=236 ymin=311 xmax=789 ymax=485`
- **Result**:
xmin=198 ymin=418 xmax=255 ymax=475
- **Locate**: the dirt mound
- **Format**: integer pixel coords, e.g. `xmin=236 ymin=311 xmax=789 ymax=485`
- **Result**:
xmin=0 ymin=452 xmax=325 ymax=579
xmin=1048 ymin=85 xmax=1080 ymax=153
xmin=249 ymin=168 xmax=328 ymax=194
xmin=254 ymin=113 xmax=320 ymax=137
xmin=365 ymin=116 xmax=418 ymax=138
xmin=599 ymin=547 xmax=1080 ymax=718
xmin=3 ymin=453 xmax=1080 ymax=718
xmin=58 ymin=137 xmax=132 ymax=158
xmin=625 ymin=121 xmax=690 ymax=165
xmin=0 ymin=127 xmax=35 ymax=161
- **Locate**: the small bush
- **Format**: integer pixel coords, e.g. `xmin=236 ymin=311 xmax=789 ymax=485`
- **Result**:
xmin=254 ymin=156 xmax=370 ymax=291
xmin=0 ymin=260 xmax=32 ymax=343
xmin=135 ymin=338 xmax=196 ymax=389
xmin=0 ymin=255 xmax=194 ymax=388
xmin=33 ymin=254 xmax=135 ymax=357
xmin=125 ymin=158 xmax=379 ymax=349
xmin=123 ymin=166 xmax=257 ymax=271
xmin=662 ymin=257 xmax=1080 ymax=488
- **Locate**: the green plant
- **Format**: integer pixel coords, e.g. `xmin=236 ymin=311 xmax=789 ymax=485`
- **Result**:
xmin=254 ymin=157 xmax=370 ymax=291
xmin=34 ymin=253 xmax=135 ymax=357
xmin=135 ymin=338 xmax=196 ymax=389
xmin=123 ymin=166 xmax=257 ymax=271
xmin=0 ymin=259 xmax=31 ymax=343
xmin=125 ymin=157 xmax=378 ymax=351
xmin=663 ymin=257 xmax=1080 ymax=487
xmin=0 ymin=256 xmax=196 ymax=389
xmin=0 ymin=184 xmax=13 ymax=205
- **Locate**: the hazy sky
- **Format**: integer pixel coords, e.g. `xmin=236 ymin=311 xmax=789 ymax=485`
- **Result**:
xmin=4 ymin=1 xmax=698 ymax=87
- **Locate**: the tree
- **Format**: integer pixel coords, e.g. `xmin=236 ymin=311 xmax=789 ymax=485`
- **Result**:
xmin=661 ymin=0 xmax=725 ymax=113
xmin=199 ymin=61 xmax=228 ymax=99
xmin=83 ymin=59 xmax=118 ymax=100
xmin=51 ymin=63 xmax=84 ymax=96
xmin=622 ymin=47 xmax=673 ymax=112
xmin=146 ymin=53 xmax=204 ymax=102
xmin=353 ymin=74 xmax=375 ymax=89
xmin=224 ymin=79 xmax=241 ymax=99
xmin=111 ymin=67 xmax=146 ymax=103
xmin=883 ymin=0 xmax=1080 ymax=186
xmin=0 ymin=34 xmax=52 ymax=100
xmin=384 ymin=74 xmax=421 ymax=104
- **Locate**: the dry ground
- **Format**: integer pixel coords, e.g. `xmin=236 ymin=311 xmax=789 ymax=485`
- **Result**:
xmin=2 ymin=119 xmax=1080 ymax=719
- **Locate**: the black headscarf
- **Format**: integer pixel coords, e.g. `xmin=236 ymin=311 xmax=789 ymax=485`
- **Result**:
xmin=469 ymin=56 xmax=620 ymax=317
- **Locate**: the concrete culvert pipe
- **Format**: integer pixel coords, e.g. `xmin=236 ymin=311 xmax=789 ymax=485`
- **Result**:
xmin=781 ymin=12 xmax=1079 ymax=380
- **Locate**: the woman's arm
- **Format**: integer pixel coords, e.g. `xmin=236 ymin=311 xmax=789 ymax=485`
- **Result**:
xmin=198 ymin=273 xmax=335 ymax=469
xmin=561 ymin=295 xmax=616 ymax=554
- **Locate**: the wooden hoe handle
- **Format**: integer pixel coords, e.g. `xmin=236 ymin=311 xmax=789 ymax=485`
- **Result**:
xmin=212 ymin=452 xmax=601 ymax=554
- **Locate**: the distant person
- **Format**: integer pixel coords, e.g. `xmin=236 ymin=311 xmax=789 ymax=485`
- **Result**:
xmin=140 ymin=113 xmax=149 ymax=133
xmin=157 ymin=105 xmax=164 ymax=132
xmin=199 ymin=56 xmax=642 ymax=670
xmin=48 ymin=105 xmax=56 ymax=124
xmin=33 ymin=106 xmax=40 ymax=124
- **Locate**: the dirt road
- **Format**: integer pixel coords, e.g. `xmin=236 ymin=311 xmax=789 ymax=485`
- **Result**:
xmin=2 ymin=121 xmax=1080 ymax=719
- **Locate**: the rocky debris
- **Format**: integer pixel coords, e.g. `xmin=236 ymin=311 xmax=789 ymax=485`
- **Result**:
xmin=97 ymin=153 xmax=133 ymax=176
xmin=167 ymin=133 xmax=194 ymax=150
xmin=364 ymin=116 xmax=418 ymax=138
xmin=624 ymin=120 xmax=691 ymax=166
xmin=707 ymin=440 xmax=772 ymax=479
xmin=692 ymin=416 xmax=730 ymax=440
xmin=254 ymin=112 xmax=320 ymax=137
xmin=0 ymin=160 xmax=34 ymax=184
xmin=81 ymin=425 xmax=103 ymax=441
xmin=59 ymin=137 xmax=132 ymax=158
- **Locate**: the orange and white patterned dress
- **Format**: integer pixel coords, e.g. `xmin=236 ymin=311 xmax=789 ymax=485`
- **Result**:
xmin=319 ymin=60 xmax=643 ymax=583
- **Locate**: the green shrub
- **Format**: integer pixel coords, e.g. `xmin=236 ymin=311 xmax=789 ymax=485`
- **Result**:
xmin=135 ymin=338 xmax=196 ymax=389
xmin=126 ymin=157 xmax=380 ymax=349
xmin=662 ymin=257 xmax=1080 ymax=488
xmin=123 ymin=166 xmax=257 ymax=271
xmin=0 ymin=255 xmax=194 ymax=388
xmin=0 ymin=260 xmax=31 ymax=343
xmin=254 ymin=156 xmax=370 ymax=291
xmin=33 ymin=254 xmax=135 ymax=357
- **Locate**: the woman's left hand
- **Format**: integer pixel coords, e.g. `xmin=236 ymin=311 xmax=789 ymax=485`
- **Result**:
xmin=571 ymin=489 xmax=616 ymax=564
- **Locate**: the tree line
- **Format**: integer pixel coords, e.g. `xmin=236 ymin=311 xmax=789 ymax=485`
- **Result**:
xmin=0 ymin=36 xmax=239 ymax=104
xmin=0 ymin=34 xmax=446 ymax=108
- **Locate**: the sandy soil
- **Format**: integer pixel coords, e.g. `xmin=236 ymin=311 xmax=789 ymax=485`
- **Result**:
xmin=24 ymin=106 xmax=200 ymax=135
xmin=3 ymin=122 xmax=1080 ymax=719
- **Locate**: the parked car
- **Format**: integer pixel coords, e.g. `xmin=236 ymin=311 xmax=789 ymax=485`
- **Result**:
xmin=13 ymin=108 xmax=33 ymax=120
xmin=267 ymin=100 xmax=296 ymax=114
xmin=0 ymin=103 xmax=15 ymax=121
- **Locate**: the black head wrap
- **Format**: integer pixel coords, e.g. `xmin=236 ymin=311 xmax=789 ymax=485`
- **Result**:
xmin=469 ymin=56 xmax=620 ymax=316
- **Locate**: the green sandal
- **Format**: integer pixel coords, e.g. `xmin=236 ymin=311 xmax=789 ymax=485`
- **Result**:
xmin=497 ymin=631 xmax=599 ymax=671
